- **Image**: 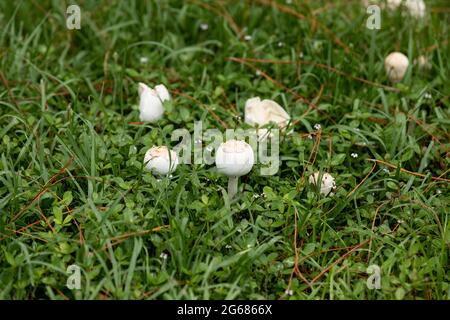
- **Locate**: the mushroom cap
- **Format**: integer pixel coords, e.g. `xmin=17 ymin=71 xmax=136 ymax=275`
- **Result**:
xmin=245 ymin=97 xmax=290 ymax=129
xmin=414 ymin=55 xmax=431 ymax=71
xmin=386 ymin=0 xmax=402 ymax=10
xmin=138 ymin=83 xmax=164 ymax=122
xmin=309 ymin=172 xmax=336 ymax=196
xmin=144 ymin=146 xmax=178 ymax=175
xmin=155 ymin=84 xmax=171 ymax=102
xmin=384 ymin=52 xmax=409 ymax=83
xmin=404 ymin=0 xmax=426 ymax=18
xmin=215 ymin=140 xmax=254 ymax=177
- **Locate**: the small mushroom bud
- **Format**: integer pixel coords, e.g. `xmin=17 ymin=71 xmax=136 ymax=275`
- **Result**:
xmin=414 ymin=55 xmax=432 ymax=71
xmin=309 ymin=172 xmax=336 ymax=196
xmin=138 ymin=83 xmax=170 ymax=122
xmin=384 ymin=52 xmax=409 ymax=83
xmin=143 ymin=146 xmax=178 ymax=176
xmin=215 ymin=140 xmax=254 ymax=199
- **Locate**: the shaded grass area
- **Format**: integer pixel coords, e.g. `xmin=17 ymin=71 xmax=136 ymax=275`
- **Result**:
xmin=0 ymin=0 xmax=449 ymax=299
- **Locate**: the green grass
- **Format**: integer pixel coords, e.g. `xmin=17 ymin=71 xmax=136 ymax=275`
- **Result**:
xmin=0 ymin=0 xmax=449 ymax=300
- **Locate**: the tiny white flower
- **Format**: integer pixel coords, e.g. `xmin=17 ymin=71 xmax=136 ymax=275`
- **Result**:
xmin=424 ymin=92 xmax=432 ymax=100
xmin=436 ymin=189 xmax=442 ymax=195
xmin=225 ymin=245 xmax=232 ymax=249
xmin=139 ymin=56 xmax=148 ymax=64
xmin=383 ymin=168 xmax=389 ymax=173
xmin=255 ymin=70 xmax=261 ymax=76
xmin=237 ymin=228 xmax=242 ymax=233
xmin=200 ymin=23 xmax=209 ymax=31
xmin=277 ymin=41 xmax=284 ymax=47
xmin=244 ymin=35 xmax=252 ymax=41
xmin=253 ymin=194 xmax=260 ymax=198
xmin=307 ymin=134 xmax=313 ymax=140
xmin=299 ymin=52 xmax=304 ymax=59
xmin=285 ymin=289 xmax=294 ymax=296
xmin=351 ymin=152 xmax=358 ymax=158
xmin=160 ymin=252 xmax=168 ymax=260
xmin=314 ymin=123 xmax=321 ymax=130
xmin=397 ymin=219 xmax=405 ymax=224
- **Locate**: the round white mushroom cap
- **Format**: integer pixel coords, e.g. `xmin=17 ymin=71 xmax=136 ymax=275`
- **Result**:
xmin=144 ymin=146 xmax=178 ymax=175
xmin=384 ymin=52 xmax=409 ymax=83
xmin=309 ymin=172 xmax=336 ymax=196
xmin=215 ymin=140 xmax=254 ymax=177
xmin=138 ymin=83 xmax=170 ymax=122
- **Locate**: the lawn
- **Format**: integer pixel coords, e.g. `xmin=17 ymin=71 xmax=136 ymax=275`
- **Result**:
xmin=0 ymin=0 xmax=449 ymax=300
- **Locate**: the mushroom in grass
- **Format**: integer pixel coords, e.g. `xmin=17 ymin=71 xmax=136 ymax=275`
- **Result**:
xmin=144 ymin=146 xmax=178 ymax=176
xmin=244 ymin=97 xmax=290 ymax=140
xmin=309 ymin=172 xmax=336 ymax=196
xmin=384 ymin=52 xmax=409 ymax=83
xmin=215 ymin=139 xmax=254 ymax=199
xmin=138 ymin=83 xmax=170 ymax=122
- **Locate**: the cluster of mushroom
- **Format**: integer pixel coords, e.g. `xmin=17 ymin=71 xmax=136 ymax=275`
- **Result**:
xmin=138 ymin=84 xmax=335 ymax=198
xmin=362 ymin=0 xmax=431 ymax=83
xmin=363 ymin=0 xmax=426 ymax=19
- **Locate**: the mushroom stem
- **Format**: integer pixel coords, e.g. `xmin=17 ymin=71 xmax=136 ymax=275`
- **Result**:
xmin=228 ymin=176 xmax=239 ymax=199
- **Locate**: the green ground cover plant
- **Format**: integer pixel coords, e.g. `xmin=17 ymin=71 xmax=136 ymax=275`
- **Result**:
xmin=0 ymin=0 xmax=449 ymax=299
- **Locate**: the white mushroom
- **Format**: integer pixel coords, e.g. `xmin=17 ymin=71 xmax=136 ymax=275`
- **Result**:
xmin=414 ymin=55 xmax=432 ymax=71
xmin=138 ymin=83 xmax=170 ymax=122
xmin=384 ymin=52 xmax=409 ymax=83
xmin=143 ymin=146 xmax=178 ymax=176
xmin=154 ymin=84 xmax=171 ymax=102
xmin=215 ymin=140 xmax=254 ymax=199
xmin=403 ymin=0 xmax=426 ymax=19
xmin=244 ymin=97 xmax=290 ymax=139
xmin=309 ymin=172 xmax=336 ymax=196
